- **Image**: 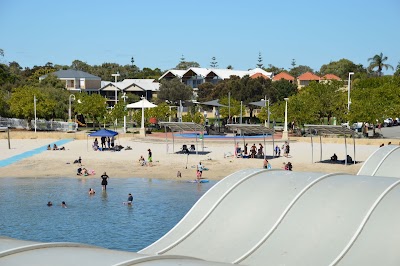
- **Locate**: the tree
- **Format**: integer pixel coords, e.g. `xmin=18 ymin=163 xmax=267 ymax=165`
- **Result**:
xmin=263 ymin=64 xmax=284 ymax=75
xmin=219 ymin=97 xmax=244 ymax=120
xmin=210 ymin=57 xmax=218 ymax=68
xmin=38 ymin=77 xmax=70 ymax=120
xmin=256 ymin=52 xmax=263 ymax=68
xmin=226 ymin=65 xmax=233 ymax=69
xmin=271 ymin=79 xmax=298 ymax=102
xmin=289 ymin=65 xmax=313 ymax=78
xmin=71 ymin=60 xmax=91 ymax=72
xmin=368 ymin=52 xmax=394 ymax=76
xmin=291 ymin=59 xmax=296 ymax=69
xmin=394 ymin=61 xmax=400 ymax=76
xmin=320 ymin=59 xmax=367 ymax=79
xmin=9 ymin=86 xmax=56 ymax=125
xmin=158 ymin=78 xmax=193 ymax=103
xmin=104 ymin=99 xmax=127 ymax=130
xmin=350 ymin=76 xmax=400 ymax=124
xmin=75 ymin=93 xmax=107 ymax=129
xmin=197 ymin=82 xmax=215 ymax=102
xmin=0 ymin=48 xmax=4 ymax=57
xmin=148 ymin=102 xmax=173 ymax=122
xmin=175 ymin=55 xmax=200 ymax=70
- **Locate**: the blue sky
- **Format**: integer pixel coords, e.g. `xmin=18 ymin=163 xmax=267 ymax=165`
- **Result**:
xmin=1 ymin=0 xmax=399 ymax=73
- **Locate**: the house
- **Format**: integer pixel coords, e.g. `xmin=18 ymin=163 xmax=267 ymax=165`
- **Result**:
xmin=39 ymin=69 xmax=101 ymax=92
xmin=159 ymin=67 xmax=273 ymax=88
xmin=99 ymin=79 xmax=159 ymax=107
xmin=297 ymin=72 xmax=321 ymax=89
xmin=321 ymin=74 xmax=341 ymax=81
xmin=272 ymin=72 xmax=295 ymax=83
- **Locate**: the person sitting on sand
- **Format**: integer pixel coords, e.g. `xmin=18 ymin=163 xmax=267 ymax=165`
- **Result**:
xmin=47 ymin=145 xmax=51 ymax=150
xmin=88 ymin=188 xmax=95 ymax=195
xmin=82 ymin=168 xmax=88 ymax=176
xmin=331 ymin=153 xmax=338 ymax=161
xmin=263 ymin=159 xmax=271 ymax=169
xmin=77 ymin=167 xmax=82 ymax=176
xmin=53 ymin=144 xmax=58 ymax=150
xmin=177 ymin=171 xmax=182 ymax=178
xmin=139 ymin=155 xmax=146 ymax=166
xmin=93 ymin=138 xmax=99 ymax=151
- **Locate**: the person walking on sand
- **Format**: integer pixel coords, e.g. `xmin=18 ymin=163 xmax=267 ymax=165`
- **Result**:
xmin=101 ymin=172 xmax=109 ymax=190
xmin=147 ymin=149 xmax=153 ymax=166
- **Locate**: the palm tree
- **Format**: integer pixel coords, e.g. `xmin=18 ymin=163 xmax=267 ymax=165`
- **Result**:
xmin=367 ymin=52 xmax=394 ymax=76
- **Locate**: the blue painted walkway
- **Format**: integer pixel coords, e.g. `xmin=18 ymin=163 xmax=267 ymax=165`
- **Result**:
xmin=0 ymin=139 xmax=73 ymax=168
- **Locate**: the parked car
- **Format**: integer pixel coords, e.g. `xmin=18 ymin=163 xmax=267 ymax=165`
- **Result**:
xmin=351 ymin=122 xmax=363 ymax=132
xmin=383 ymin=118 xmax=393 ymax=127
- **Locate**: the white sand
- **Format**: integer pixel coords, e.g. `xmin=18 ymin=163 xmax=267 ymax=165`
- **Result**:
xmin=0 ymin=136 xmax=380 ymax=180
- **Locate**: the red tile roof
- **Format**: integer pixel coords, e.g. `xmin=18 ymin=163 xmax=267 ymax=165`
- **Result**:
xmin=250 ymin=73 xmax=270 ymax=79
xmin=297 ymin=72 xmax=320 ymax=81
xmin=321 ymin=74 xmax=341 ymax=80
xmin=272 ymin=72 xmax=295 ymax=81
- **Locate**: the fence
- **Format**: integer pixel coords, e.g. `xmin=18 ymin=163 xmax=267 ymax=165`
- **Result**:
xmin=0 ymin=117 xmax=77 ymax=132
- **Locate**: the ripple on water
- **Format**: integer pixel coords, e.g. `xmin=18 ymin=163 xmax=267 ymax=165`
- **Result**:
xmin=0 ymin=177 xmax=214 ymax=252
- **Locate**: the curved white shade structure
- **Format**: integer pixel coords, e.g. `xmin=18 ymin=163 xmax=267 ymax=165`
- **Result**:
xmin=2 ymin=146 xmax=400 ymax=265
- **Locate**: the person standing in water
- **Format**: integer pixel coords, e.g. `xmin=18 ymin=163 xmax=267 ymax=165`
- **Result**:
xmin=101 ymin=172 xmax=109 ymax=191
xmin=126 ymin=193 xmax=133 ymax=205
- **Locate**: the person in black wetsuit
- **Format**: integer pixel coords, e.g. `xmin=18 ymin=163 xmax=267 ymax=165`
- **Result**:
xmin=101 ymin=172 xmax=109 ymax=191
xmin=126 ymin=193 xmax=133 ymax=205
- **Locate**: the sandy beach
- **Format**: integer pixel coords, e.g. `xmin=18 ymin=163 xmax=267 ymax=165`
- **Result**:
xmin=0 ymin=132 xmax=390 ymax=181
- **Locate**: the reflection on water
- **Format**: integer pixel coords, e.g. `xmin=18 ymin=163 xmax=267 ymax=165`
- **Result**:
xmin=0 ymin=177 xmax=214 ymax=252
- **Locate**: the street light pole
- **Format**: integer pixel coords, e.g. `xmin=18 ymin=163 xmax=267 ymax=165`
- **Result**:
xmin=240 ymin=101 xmax=243 ymax=124
xmin=122 ymin=93 xmax=128 ymax=133
xmin=34 ymin=95 xmax=37 ymax=133
xmin=282 ymin=98 xmax=289 ymax=140
xmin=69 ymin=94 xmax=76 ymax=121
xmin=228 ymin=92 xmax=231 ymax=123
xmin=347 ymin=72 xmax=354 ymax=112
xmin=111 ymin=72 xmax=120 ymax=107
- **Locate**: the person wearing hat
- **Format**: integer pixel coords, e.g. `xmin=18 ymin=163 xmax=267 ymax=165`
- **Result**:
xmin=147 ymin=149 xmax=153 ymax=166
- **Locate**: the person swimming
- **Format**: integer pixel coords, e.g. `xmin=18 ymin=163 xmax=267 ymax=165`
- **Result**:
xmin=88 ymin=188 xmax=95 ymax=195
xmin=61 ymin=201 xmax=67 ymax=208
xmin=47 ymin=201 xmax=53 ymax=206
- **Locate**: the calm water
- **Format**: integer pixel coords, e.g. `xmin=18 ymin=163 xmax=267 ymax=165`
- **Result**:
xmin=0 ymin=177 xmax=215 ymax=252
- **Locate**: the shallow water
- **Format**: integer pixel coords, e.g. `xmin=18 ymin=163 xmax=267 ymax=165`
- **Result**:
xmin=0 ymin=177 xmax=214 ymax=252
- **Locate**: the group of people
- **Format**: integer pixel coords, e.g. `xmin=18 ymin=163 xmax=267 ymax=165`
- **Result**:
xmin=138 ymin=149 xmax=153 ymax=167
xmin=92 ymin=137 xmax=115 ymax=151
xmin=47 ymin=201 xmax=67 ymax=208
xmin=236 ymin=143 xmax=264 ymax=158
xmin=273 ymin=142 xmax=290 ymax=158
xmin=47 ymin=144 xmax=65 ymax=150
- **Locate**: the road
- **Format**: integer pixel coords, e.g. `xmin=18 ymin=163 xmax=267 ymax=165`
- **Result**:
xmin=377 ymin=125 xmax=400 ymax=139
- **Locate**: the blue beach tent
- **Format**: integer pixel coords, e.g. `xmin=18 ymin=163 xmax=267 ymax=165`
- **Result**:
xmin=87 ymin=129 xmax=118 ymax=151
xmin=88 ymin=129 xmax=118 ymax=137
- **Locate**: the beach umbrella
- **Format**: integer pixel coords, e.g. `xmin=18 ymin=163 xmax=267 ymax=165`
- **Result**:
xmin=126 ymin=99 xmax=157 ymax=109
